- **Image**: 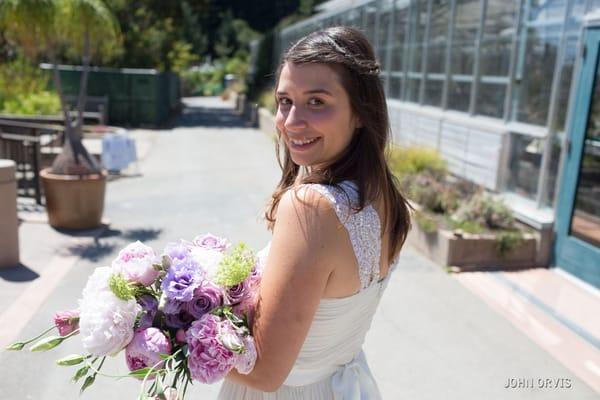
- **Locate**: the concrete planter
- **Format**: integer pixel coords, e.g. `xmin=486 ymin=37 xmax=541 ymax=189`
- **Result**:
xmin=407 ymin=218 xmax=538 ymax=269
xmin=40 ymin=168 xmax=107 ymax=230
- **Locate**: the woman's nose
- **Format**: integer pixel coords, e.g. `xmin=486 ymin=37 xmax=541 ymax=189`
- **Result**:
xmin=284 ymin=105 xmax=308 ymax=131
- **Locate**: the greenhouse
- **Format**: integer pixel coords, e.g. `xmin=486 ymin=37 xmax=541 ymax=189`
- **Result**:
xmin=277 ymin=0 xmax=600 ymax=288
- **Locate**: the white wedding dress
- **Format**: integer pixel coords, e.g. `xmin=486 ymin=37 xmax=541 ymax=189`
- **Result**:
xmin=218 ymin=181 xmax=396 ymax=400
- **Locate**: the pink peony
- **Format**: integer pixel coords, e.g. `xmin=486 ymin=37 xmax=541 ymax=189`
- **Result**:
xmin=125 ymin=328 xmax=171 ymax=377
xmin=192 ymin=233 xmax=230 ymax=252
xmin=53 ymin=310 xmax=80 ymax=337
xmin=112 ymin=241 xmax=160 ymax=286
xmin=186 ymin=314 xmax=237 ymax=384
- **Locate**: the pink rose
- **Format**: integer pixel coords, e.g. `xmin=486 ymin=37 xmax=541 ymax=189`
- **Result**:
xmin=192 ymin=233 xmax=230 ymax=252
xmin=125 ymin=328 xmax=171 ymax=377
xmin=112 ymin=241 xmax=159 ymax=286
xmin=53 ymin=310 xmax=80 ymax=336
xmin=235 ymin=336 xmax=257 ymax=375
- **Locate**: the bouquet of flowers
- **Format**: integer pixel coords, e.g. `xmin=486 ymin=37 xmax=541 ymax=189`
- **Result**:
xmin=7 ymin=233 xmax=265 ymax=399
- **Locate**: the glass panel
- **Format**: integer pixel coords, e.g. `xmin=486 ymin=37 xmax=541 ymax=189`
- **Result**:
xmin=569 ymin=55 xmax=600 ymax=247
xmin=476 ymin=0 xmax=519 ymax=117
xmin=378 ymin=11 xmax=391 ymax=69
xmin=448 ymin=0 xmax=480 ymax=112
xmin=511 ymin=0 xmax=566 ymax=126
xmin=424 ymin=0 xmax=449 ymax=106
xmin=405 ymin=0 xmax=429 ymax=102
xmin=507 ymin=133 xmax=543 ymax=199
xmin=365 ymin=3 xmax=378 ymax=45
xmin=543 ymin=0 xmax=586 ymax=207
xmin=389 ymin=2 xmax=409 ymax=100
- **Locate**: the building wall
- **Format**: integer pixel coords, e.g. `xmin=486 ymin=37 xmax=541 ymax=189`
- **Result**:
xmin=277 ymin=0 xmax=592 ymax=225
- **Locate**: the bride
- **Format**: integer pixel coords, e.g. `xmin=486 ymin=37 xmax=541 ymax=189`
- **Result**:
xmin=218 ymin=26 xmax=412 ymax=399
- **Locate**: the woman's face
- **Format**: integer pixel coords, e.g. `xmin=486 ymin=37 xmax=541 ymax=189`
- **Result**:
xmin=275 ymin=62 xmax=360 ymax=168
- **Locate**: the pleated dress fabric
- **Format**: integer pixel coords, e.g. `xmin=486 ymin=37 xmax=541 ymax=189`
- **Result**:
xmin=217 ymin=181 xmax=395 ymax=400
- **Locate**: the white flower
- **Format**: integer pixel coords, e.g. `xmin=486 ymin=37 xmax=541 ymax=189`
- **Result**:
xmin=78 ymin=267 xmax=140 ymax=356
xmin=235 ymin=336 xmax=257 ymax=375
xmin=190 ymin=247 xmax=224 ymax=280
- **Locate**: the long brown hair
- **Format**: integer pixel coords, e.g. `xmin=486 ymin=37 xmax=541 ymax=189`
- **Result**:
xmin=265 ymin=26 xmax=412 ymax=263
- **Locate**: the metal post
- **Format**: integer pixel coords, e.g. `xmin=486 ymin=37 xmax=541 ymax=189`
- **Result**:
xmin=385 ymin=0 xmax=397 ymax=95
xmin=505 ymin=0 xmax=528 ymax=121
xmin=442 ymin=0 xmax=457 ymax=110
xmin=419 ymin=0 xmax=434 ymax=104
xmin=536 ymin=0 xmax=575 ymax=206
xmin=401 ymin=1 xmax=414 ymax=101
xmin=469 ymin=0 xmax=487 ymax=115
xmin=374 ymin=0 xmax=382 ymax=54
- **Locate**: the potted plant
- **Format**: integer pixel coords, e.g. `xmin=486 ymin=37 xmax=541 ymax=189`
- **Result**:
xmin=0 ymin=0 xmax=121 ymax=229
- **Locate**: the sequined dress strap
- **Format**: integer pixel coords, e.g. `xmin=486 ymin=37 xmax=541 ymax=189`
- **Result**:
xmin=308 ymin=181 xmax=382 ymax=289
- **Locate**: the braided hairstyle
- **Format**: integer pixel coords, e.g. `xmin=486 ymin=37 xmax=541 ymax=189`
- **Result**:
xmin=265 ymin=26 xmax=412 ymax=264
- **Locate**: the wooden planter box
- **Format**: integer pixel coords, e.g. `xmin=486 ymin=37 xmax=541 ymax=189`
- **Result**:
xmin=407 ymin=221 xmax=538 ymax=269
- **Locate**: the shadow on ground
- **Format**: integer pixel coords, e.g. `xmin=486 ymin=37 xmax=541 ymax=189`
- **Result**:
xmin=0 ymin=263 xmax=40 ymax=282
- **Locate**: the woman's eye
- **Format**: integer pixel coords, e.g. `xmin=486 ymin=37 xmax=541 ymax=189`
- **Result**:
xmin=278 ymin=97 xmax=292 ymax=106
xmin=308 ymin=98 xmax=324 ymax=106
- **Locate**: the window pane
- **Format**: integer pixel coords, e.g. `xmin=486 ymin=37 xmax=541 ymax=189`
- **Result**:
xmin=389 ymin=3 xmax=409 ymax=100
xmin=405 ymin=0 xmax=428 ymax=102
xmin=507 ymin=134 xmax=543 ymax=199
xmin=424 ymin=1 xmax=449 ymax=106
xmin=378 ymin=10 xmax=392 ymax=70
xmin=476 ymin=0 xmax=519 ymax=117
xmin=448 ymin=0 xmax=480 ymax=112
xmin=512 ymin=0 xmax=566 ymax=126
xmin=478 ymin=82 xmax=506 ymax=118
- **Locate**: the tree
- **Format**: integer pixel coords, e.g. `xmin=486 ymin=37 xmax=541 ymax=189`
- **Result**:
xmin=0 ymin=0 xmax=121 ymax=175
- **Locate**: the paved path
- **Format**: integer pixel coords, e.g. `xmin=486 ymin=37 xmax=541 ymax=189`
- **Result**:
xmin=0 ymin=97 xmax=597 ymax=399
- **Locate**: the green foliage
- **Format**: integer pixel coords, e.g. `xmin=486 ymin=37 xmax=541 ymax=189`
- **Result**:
xmin=446 ymin=217 xmax=485 ymax=234
xmin=167 ymin=40 xmax=200 ymax=75
xmin=495 ymin=231 xmax=524 ymax=257
xmin=388 ymin=146 xmax=448 ymax=180
xmin=451 ymin=192 xmax=516 ymax=231
xmin=414 ymin=210 xmax=438 ymax=233
xmin=0 ymin=55 xmax=51 ymax=108
xmin=405 ymin=173 xmax=460 ymax=215
xmin=1 ymin=90 xmax=61 ymax=115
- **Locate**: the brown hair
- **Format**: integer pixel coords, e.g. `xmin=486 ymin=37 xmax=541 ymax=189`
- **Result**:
xmin=265 ymin=26 xmax=412 ymax=264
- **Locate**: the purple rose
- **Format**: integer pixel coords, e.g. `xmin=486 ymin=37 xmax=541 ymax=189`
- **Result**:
xmin=192 ymin=233 xmax=230 ymax=252
xmin=225 ymin=281 xmax=248 ymax=306
xmin=186 ymin=314 xmax=237 ymax=384
xmin=137 ymin=295 xmax=158 ymax=329
xmin=164 ymin=311 xmax=195 ymax=329
xmin=163 ymin=298 xmax=184 ymax=315
xmin=125 ymin=328 xmax=171 ymax=377
xmin=161 ymin=255 xmax=204 ymax=302
xmin=186 ymin=280 xmax=224 ymax=319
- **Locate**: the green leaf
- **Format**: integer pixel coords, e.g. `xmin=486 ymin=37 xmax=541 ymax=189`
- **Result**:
xmin=158 ymin=353 xmax=172 ymax=361
xmin=72 ymin=366 xmax=89 ymax=383
xmin=80 ymin=375 xmax=96 ymax=395
xmin=29 ymin=335 xmax=63 ymax=352
xmin=5 ymin=341 xmax=25 ymax=351
xmin=128 ymin=367 xmax=154 ymax=378
xmin=56 ymin=354 xmax=86 ymax=366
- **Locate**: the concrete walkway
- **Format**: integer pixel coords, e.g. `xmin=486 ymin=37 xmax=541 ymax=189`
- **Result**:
xmin=0 ymin=97 xmax=597 ymax=399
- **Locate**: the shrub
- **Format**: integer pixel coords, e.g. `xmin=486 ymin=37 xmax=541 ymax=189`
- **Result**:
xmin=405 ymin=173 xmax=460 ymax=215
xmin=388 ymin=146 xmax=448 ymax=180
xmin=451 ymin=191 xmax=516 ymax=231
xmin=414 ymin=210 xmax=438 ymax=233
xmin=1 ymin=91 xmax=61 ymax=115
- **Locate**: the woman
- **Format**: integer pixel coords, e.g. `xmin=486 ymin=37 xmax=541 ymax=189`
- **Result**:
xmin=218 ymin=26 xmax=412 ymax=399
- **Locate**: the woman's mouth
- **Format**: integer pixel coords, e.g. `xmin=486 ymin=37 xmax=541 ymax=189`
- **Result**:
xmin=288 ymin=136 xmax=321 ymax=151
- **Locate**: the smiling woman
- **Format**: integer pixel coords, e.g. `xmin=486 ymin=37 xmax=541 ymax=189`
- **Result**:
xmin=217 ymin=26 xmax=412 ymax=399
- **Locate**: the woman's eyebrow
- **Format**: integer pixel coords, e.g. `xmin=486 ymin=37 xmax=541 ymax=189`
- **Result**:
xmin=276 ymin=88 xmax=333 ymax=96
